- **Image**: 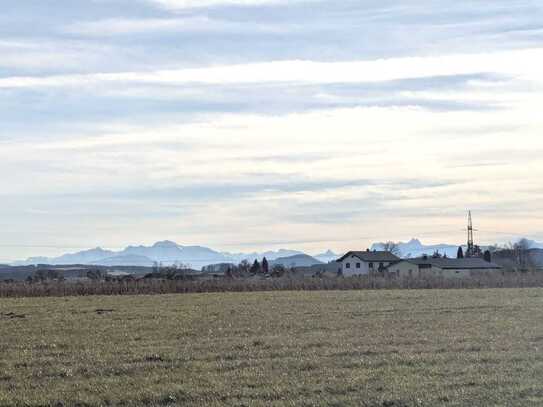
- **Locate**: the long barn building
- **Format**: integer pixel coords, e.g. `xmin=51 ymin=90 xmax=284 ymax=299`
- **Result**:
xmin=337 ymin=250 xmax=502 ymax=278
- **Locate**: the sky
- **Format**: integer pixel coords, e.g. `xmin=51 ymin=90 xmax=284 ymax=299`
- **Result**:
xmin=2 ymin=0 xmax=543 ymax=261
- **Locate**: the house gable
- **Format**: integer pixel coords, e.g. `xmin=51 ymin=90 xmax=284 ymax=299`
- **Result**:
xmin=337 ymin=251 xmax=400 ymax=276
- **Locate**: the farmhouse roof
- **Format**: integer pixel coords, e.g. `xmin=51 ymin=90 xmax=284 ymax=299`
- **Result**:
xmin=408 ymin=257 xmax=502 ymax=270
xmin=337 ymin=251 xmax=401 ymax=263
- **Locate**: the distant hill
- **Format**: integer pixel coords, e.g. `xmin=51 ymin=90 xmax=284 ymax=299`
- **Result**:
xmin=231 ymin=249 xmax=305 ymax=263
xmin=271 ymin=254 xmax=323 ymax=268
xmin=0 ymin=265 xmax=37 ymax=281
xmin=90 ymin=254 xmax=155 ymax=267
xmin=523 ymin=239 xmax=543 ymax=249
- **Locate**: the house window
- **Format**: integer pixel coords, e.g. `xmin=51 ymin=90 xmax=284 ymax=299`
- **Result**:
xmin=369 ymin=262 xmax=374 ymax=269
xmin=346 ymin=263 xmax=350 ymax=269
xmin=356 ymin=263 xmax=361 ymax=269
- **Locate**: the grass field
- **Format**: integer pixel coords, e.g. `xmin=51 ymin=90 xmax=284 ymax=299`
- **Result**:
xmin=1 ymin=289 xmax=542 ymax=406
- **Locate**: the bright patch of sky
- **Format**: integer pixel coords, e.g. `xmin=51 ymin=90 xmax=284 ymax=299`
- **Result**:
xmin=1 ymin=0 xmax=543 ymax=260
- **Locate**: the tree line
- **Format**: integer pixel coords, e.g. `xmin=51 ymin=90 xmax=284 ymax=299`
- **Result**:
xmin=2 ymin=271 xmax=543 ymax=298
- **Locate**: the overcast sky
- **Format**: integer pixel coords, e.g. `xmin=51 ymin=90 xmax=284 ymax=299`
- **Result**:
xmin=2 ymin=0 xmax=543 ymax=260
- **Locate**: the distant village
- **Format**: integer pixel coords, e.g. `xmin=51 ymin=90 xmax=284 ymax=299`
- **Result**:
xmin=201 ymin=212 xmax=543 ymax=281
xmin=0 ymin=213 xmax=542 ymax=283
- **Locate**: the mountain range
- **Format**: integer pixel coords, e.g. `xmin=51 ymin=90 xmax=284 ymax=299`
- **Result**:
xmin=14 ymin=238 xmax=543 ymax=270
xmin=14 ymin=241 xmax=338 ymax=270
xmin=371 ymin=238 xmax=543 ymax=258
xmin=371 ymin=239 xmax=461 ymax=258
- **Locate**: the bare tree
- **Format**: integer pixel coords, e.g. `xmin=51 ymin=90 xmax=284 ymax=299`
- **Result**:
xmin=516 ymin=238 xmax=532 ymax=252
xmin=271 ymin=264 xmax=286 ymax=278
xmin=238 ymin=260 xmax=250 ymax=275
xmin=515 ymin=238 xmax=534 ymax=269
xmin=382 ymin=241 xmax=402 ymax=257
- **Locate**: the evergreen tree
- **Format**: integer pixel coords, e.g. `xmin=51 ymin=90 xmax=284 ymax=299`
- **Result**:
xmin=457 ymin=246 xmax=464 ymax=259
xmin=250 ymin=259 xmax=261 ymax=274
xmin=261 ymin=257 xmax=269 ymax=274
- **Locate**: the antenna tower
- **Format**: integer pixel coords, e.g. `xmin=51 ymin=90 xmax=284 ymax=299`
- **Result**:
xmin=466 ymin=210 xmax=476 ymax=257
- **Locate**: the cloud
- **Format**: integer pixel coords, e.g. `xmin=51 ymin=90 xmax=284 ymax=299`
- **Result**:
xmin=2 ymin=102 xmax=543 ymax=257
xmin=2 ymin=0 xmax=543 ymax=259
xmin=1 ymin=48 xmax=541 ymax=89
xmin=0 ymin=39 xmax=120 ymax=74
xmin=0 ymin=73 xmax=505 ymax=135
xmin=146 ymin=0 xmax=300 ymax=10
xmin=4 ymin=2 xmax=542 ymax=76
xmin=63 ymin=16 xmax=292 ymax=36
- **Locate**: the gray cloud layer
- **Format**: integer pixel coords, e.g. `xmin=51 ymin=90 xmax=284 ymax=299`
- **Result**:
xmin=1 ymin=0 xmax=543 ymax=259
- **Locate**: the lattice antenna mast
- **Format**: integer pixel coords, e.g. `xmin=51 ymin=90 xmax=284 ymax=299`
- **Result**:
xmin=466 ymin=210 xmax=477 ymax=257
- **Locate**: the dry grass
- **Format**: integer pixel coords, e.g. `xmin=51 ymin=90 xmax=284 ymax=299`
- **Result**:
xmin=1 ymin=289 xmax=543 ymax=406
xmin=2 ymin=272 xmax=543 ymax=298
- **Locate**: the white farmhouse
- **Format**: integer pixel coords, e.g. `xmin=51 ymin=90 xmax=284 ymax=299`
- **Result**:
xmin=336 ymin=250 xmax=401 ymax=277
